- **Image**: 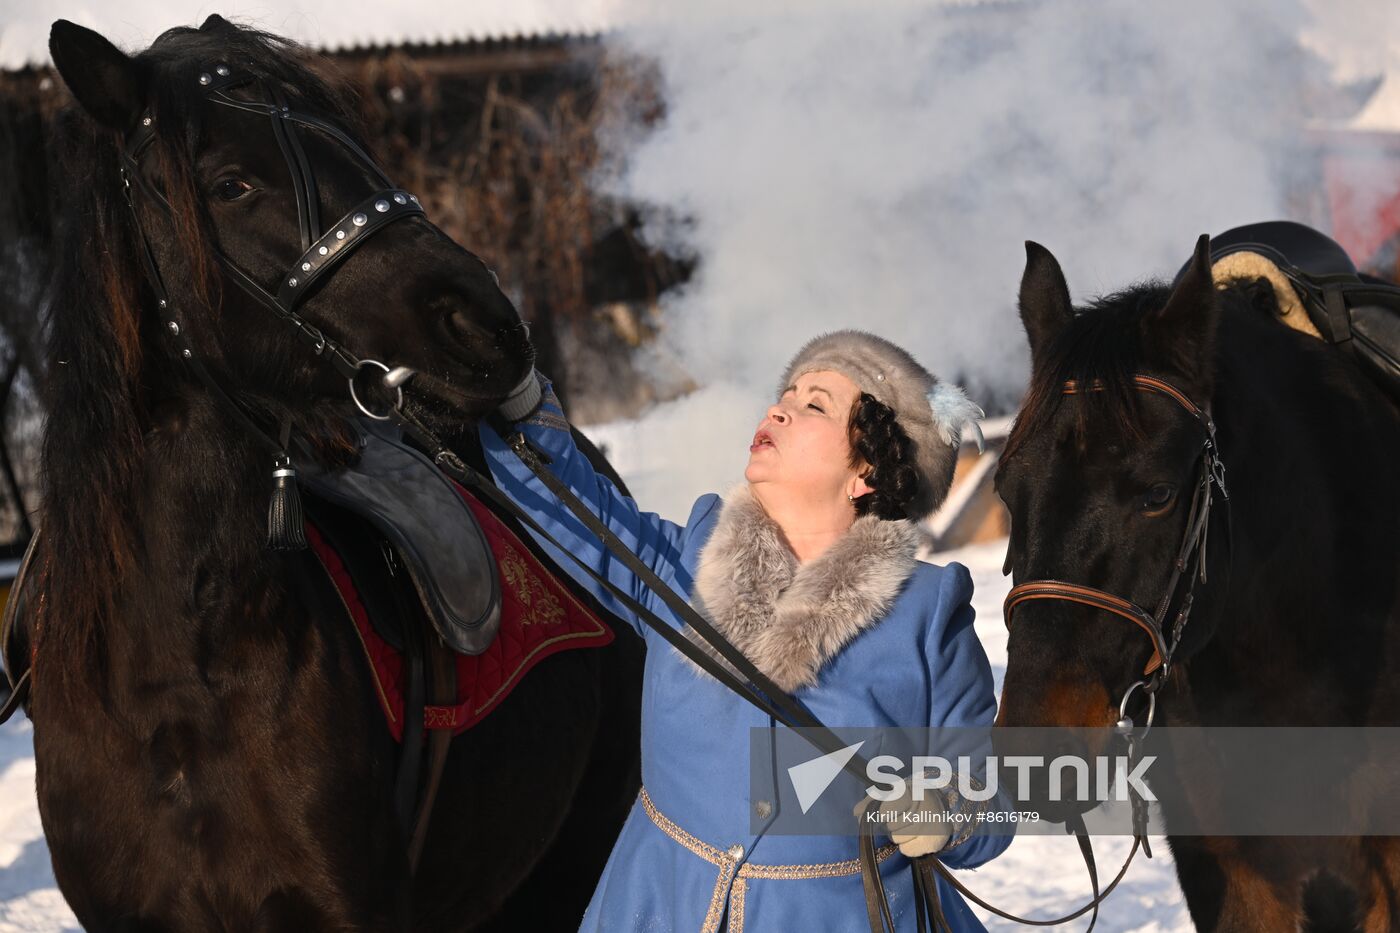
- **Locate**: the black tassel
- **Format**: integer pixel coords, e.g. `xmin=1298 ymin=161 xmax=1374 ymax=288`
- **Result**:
xmin=267 ymin=456 xmax=307 ymax=551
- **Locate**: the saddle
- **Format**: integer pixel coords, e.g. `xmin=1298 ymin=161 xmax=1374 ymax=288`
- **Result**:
xmin=297 ymin=423 xmax=612 ymax=871
xmin=298 ymin=418 xmax=501 ymax=656
xmin=1179 ymin=220 xmax=1400 ymax=404
xmin=0 ymin=418 xmax=501 ymax=689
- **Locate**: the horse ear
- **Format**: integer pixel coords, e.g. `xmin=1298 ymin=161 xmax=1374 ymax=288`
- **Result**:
xmin=1018 ymin=241 xmax=1074 ymax=370
xmin=1144 ymin=234 xmax=1219 ymax=395
xmin=49 ymin=21 xmax=142 ymax=131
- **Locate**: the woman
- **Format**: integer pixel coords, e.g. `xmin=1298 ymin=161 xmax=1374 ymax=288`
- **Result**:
xmin=481 ymin=330 xmax=1009 ymax=932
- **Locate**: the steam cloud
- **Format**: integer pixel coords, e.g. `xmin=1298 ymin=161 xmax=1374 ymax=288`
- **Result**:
xmin=588 ymin=0 xmax=1397 ymax=521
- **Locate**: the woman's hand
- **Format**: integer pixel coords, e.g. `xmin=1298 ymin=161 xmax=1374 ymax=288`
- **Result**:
xmin=854 ymin=786 xmax=952 ymax=858
xmin=888 ymin=802 xmax=951 ymax=858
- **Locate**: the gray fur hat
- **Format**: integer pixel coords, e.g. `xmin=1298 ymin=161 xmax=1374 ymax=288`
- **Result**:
xmin=778 ymin=330 xmax=984 ymax=519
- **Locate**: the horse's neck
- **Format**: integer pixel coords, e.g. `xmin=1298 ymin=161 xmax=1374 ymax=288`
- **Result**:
xmin=1215 ymin=305 xmax=1397 ymax=596
xmin=119 ymin=395 xmax=298 ymax=654
xmin=1179 ymin=302 xmax=1400 ymax=722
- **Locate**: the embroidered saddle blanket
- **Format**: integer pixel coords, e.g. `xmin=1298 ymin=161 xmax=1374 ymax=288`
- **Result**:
xmin=306 ymin=483 xmax=613 ymax=741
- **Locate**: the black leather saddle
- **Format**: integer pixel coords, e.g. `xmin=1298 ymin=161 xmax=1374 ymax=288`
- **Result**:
xmin=1177 ymin=220 xmax=1400 ymax=403
xmin=299 ymin=419 xmax=501 ymax=656
xmin=1203 ymin=220 xmax=1360 ymax=278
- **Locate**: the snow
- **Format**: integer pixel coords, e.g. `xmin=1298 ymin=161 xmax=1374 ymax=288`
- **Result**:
xmin=0 ymin=717 xmax=79 ymax=932
xmin=0 ymin=535 xmax=1191 ymax=931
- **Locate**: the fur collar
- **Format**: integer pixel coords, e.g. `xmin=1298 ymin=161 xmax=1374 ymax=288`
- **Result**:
xmin=681 ymin=484 xmax=921 ymax=692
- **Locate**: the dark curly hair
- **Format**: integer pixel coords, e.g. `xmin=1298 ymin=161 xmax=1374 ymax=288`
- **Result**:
xmin=847 ymin=393 xmax=921 ymax=520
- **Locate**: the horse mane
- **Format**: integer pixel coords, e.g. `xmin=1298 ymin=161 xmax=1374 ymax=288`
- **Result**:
xmin=34 ymin=19 xmax=367 ymax=696
xmin=1002 ymin=283 xmax=1173 ymax=463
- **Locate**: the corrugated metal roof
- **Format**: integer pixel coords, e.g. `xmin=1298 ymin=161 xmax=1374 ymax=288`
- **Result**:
xmin=0 ymin=1 xmax=617 ymax=71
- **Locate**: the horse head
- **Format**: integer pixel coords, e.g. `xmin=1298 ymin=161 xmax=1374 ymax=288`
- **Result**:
xmin=39 ymin=17 xmax=534 ymax=695
xmin=47 ymin=16 xmax=531 ymax=432
xmin=994 ymin=235 xmax=1232 ymax=741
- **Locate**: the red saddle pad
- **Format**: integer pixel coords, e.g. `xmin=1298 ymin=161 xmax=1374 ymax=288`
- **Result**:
xmin=306 ymin=483 xmax=614 ymax=740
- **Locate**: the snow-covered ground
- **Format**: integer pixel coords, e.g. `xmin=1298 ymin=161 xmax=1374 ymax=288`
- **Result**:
xmin=0 ymin=535 xmax=1191 ymax=931
xmin=0 ymin=718 xmax=79 ymax=932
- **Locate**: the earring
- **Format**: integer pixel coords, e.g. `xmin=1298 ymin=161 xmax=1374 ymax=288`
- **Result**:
xmin=848 ymin=494 xmax=855 ymax=503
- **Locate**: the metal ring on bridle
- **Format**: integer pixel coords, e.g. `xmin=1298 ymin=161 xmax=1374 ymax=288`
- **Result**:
xmin=349 ymin=359 xmax=402 ymax=421
xmin=1118 ymin=679 xmax=1157 ymax=733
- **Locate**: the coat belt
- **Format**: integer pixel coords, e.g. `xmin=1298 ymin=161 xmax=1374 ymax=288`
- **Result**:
xmin=639 ymin=787 xmax=898 ymax=933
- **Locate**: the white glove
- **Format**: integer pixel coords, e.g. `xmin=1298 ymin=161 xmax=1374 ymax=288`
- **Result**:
xmin=889 ymin=802 xmax=951 ymax=858
xmin=855 ymin=786 xmax=952 ymax=858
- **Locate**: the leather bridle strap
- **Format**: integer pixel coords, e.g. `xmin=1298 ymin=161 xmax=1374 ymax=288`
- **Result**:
xmin=1062 ymin=374 xmax=1208 ymax=421
xmin=1004 ymin=374 xmax=1228 ymax=682
xmin=1005 ymin=582 xmax=1167 ymax=675
xmin=275 ymin=189 xmax=421 ymax=312
xmin=119 ymin=65 xmax=425 ymax=438
xmin=266 ymin=85 xmax=320 ymax=249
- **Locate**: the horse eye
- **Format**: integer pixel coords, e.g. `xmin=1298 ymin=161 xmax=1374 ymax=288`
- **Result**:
xmin=213 ymin=177 xmax=254 ymax=202
xmin=1142 ymin=483 xmax=1176 ymax=513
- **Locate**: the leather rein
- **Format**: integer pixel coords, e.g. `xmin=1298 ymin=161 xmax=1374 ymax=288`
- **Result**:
xmin=391 ymin=409 xmax=1175 ymax=933
xmin=29 ymin=62 xmax=1215 ymax=931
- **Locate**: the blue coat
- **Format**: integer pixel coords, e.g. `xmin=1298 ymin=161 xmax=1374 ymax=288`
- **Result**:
xmin=479 ymin=383 xmax=1010 ymax=932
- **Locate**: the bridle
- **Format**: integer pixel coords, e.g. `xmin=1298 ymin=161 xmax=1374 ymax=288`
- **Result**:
xmin=119 ymin=62 xmax=445 ymax=544
xmin=1003 ymin=374 xmax=1231 ymax=728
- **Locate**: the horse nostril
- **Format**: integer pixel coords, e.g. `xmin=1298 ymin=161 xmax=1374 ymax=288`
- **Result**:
xmin=498 ymin=320 xmax=535 ymax=359
xmin=445 ymin=309 xmax=487 ymax=347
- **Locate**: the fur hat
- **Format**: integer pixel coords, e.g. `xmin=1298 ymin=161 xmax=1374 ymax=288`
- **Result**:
xmin=778 ymin=330 xmax=984 ymax=519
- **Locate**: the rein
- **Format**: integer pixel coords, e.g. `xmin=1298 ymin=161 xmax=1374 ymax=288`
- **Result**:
xmin=94 ymin=60 xmax=1169 ymax=931
xmin=385 ymin=399 xmax=1158 ymax=933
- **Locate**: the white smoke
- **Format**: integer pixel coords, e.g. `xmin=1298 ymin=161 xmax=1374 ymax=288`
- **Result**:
xmin=590 ymin=0 xmax=1400 ymax=519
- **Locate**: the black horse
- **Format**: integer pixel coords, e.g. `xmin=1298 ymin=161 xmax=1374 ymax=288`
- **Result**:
xmin=29 ymin=16 xmax=642 ymax=932
xmin=994 ymin=235 xmax=1400 ymax=930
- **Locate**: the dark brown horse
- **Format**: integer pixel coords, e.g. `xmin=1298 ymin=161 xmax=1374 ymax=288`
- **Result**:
xmin=26 ymin=16 xmax=641 ymax=932
xmin=994 ymin=236 xmax=1400 ymax=930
